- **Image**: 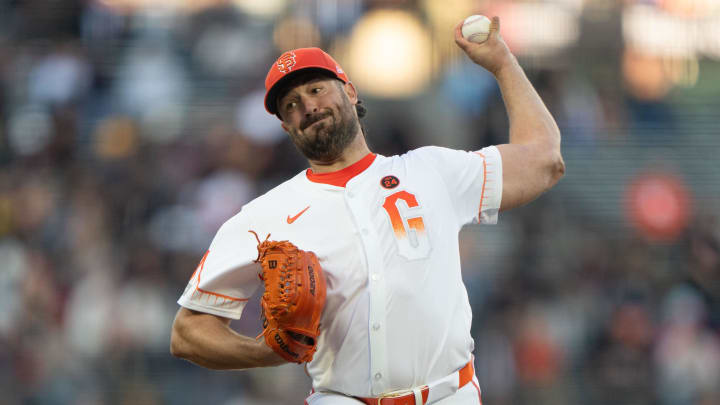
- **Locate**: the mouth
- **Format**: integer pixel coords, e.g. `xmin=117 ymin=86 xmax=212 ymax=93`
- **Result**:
xmin=302 ymin=114 xmax=330 ymax=131
xmin=309 ymin=116 xmax=329 ymax=128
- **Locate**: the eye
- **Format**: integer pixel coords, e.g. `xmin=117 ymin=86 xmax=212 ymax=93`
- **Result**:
xmin=311 ymin=87 xmax=323 ymax=94
xmin=285 ymin=101 xmax=297 ymax=111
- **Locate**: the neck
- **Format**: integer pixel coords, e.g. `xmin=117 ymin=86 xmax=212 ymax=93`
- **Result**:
xmin=307 ymin=130 xmax=371 ymax=173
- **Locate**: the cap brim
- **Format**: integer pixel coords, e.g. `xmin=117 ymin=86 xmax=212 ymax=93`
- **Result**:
xmin=265 ymin=67 xmax=344 ymax=115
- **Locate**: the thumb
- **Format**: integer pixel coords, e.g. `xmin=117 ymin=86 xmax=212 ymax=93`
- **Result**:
xmin=490 ymin=16 xmax=501 ymax=38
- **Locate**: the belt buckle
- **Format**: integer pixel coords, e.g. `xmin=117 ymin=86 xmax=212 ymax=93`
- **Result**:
xmin=377 ymin=389 xmax=413 ymax=405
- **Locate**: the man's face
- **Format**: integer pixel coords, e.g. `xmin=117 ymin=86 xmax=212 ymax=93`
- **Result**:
xmin=277 ymin=74 xmax=360 ymax=162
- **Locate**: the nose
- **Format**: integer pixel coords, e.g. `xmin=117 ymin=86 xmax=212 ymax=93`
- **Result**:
xmin=303 ymin=102 xmax=319 ymax=116
xmin=299 ymin=94 xmax=320 ymax=115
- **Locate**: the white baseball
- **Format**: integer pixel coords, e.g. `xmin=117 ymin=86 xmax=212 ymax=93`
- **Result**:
xmin=461 ymin=15 xmax=492 ymax=44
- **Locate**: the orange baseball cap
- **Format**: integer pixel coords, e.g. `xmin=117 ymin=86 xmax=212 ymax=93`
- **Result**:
xmin=264 ymin=47 xmax=350 ymax=115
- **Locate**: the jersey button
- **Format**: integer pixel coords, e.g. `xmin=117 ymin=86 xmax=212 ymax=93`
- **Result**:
xmin=371 ymin=273 xmax=379 ymax=281
xmin=372 ymin=323 xmax=380 ymax=331
xmin=347 ymin=191 xmax=355 ymax=198
xmin=362 ymin=228 xmax=369 ymax=235
xmin=374 ymin=372 xmax=382 ymax=380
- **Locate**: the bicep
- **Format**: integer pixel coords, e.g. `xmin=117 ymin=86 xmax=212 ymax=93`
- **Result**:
xmin=172 ymin=307 xmax=233 ymax=346
xmin=174 ymin=307 xmax=232 ymax=330
xmin=496 ymin=143 xmax=559 ymax=212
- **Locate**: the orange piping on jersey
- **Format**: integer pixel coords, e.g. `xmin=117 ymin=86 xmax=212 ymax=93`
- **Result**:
xmin=188 ymin=250 xmax=209 ymax=281
xmin=473 ymin=152 xmax=488 ymax=219
xmin=194 ymin=250 xmax=248 ymax=303
xmin=195 ymin=288 xmax=248 ymax=303
xmin=471 ymin=379 xmax=483 ymax=404
xmin=306 ymin=153 xmax=376 ymax=187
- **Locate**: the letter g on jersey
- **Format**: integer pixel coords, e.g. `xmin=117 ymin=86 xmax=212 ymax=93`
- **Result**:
xmin=382 ymin=190 xmax=431 ymax=260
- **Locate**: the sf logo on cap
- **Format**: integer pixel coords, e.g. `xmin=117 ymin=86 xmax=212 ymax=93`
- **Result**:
xmin=277 ymin=51 xmax=297 ymax=74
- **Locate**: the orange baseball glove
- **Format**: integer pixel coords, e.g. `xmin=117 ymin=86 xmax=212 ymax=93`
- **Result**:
xmin=250 ymin=231 xmax=327 ymax=363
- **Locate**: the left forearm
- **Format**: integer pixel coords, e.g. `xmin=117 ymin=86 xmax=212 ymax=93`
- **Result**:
xmin=494 ymin=57 xmax=561 ymax=151
xmin=455 ymin=15 xmax=565 ymax=210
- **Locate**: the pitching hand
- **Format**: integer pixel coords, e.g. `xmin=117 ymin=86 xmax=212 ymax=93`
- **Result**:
xmin=454 ymin=16 xmax=514 ymax=76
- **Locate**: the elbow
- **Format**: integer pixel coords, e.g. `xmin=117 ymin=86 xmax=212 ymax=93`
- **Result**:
xmin=545 ymin=151 xmax=566 ymax=189
xmin=552 ymin=153 xmax=566 ymax=182
xmin=170 ymin=320 xmax=191 ymax=359
xmin=170 ymin=329 xmax=185 ymax=358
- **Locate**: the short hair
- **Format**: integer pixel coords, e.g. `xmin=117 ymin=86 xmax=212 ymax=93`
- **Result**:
xmin=355 ymin=99 xmax=367 ymax=118
xmin=331 ymin=80 xmax=367 ymax=119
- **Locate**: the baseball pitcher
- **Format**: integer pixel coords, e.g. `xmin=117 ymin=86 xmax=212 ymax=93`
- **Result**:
xmin=170 ymin=17 xmax=565 ymax=405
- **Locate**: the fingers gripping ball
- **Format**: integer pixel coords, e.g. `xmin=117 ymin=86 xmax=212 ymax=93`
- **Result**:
xmin=250 ymin=231 xmax=327 ymax=363
xmin=462 ymin=15 xmax=492 ymax=43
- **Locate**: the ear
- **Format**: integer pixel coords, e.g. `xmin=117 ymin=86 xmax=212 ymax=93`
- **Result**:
xmin=343 ymin=81 xmax=358 ymax=104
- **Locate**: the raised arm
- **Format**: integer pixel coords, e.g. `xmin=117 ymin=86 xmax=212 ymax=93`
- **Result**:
xmin=170 ymin=307 xmax=286 ymax=370
xmin=454 ymin=17 xmax=565 ymax=211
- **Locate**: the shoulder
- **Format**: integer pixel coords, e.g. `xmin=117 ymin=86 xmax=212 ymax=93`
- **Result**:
xmin=369 ymin=146 xmax=456 ymax=165
xmin=223 ymin=171 xmax=307 ymax=226
xmin=371 ymin=147 xmax=473 ymax=174
xmin=399 ymin=146 xmax=471 ymax=166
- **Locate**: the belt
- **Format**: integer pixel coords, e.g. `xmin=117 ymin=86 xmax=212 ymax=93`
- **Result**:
xmin=354 ymin=359 xmax=474 ymax=405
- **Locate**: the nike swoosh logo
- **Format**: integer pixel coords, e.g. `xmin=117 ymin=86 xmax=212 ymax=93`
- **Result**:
xmin=287 ymin=206 xmax=310 ymax=224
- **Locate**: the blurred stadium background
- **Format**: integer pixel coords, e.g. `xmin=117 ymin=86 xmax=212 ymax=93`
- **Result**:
xmin=1 ymin=0 xmax=719 ymax=404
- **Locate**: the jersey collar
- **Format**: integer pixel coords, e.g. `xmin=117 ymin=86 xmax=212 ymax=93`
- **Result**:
xmin=306 ymin=153 xmax=377 ymax=187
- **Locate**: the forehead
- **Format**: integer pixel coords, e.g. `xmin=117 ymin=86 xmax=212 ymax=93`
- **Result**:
xmin=276 ymin=71 xmax=338 ymax=101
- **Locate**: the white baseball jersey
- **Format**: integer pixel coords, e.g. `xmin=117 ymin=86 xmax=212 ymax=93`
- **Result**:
xmin=177 ymin=145 xmax=503 ymax=397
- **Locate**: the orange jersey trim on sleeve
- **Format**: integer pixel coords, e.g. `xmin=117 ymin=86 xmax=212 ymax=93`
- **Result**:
xmin=473 ymin=151 xmax=490 ymax=218
xmin=192 ymin=250 xmax=249 ymax=303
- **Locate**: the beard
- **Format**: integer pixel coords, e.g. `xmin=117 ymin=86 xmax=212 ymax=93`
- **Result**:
xmin=288 ymin=97 xmax=360 ymax=163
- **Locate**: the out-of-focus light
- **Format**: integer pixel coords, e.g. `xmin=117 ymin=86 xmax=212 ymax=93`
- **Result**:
xmin=625 ymin=172 xmax=691 ymax=243
xmin=344 ymin=9 xmax=433 ymax=98
xmin=8 ymin=105 xmax=52 ymax=156
xmin=622 ymin=48 xmax=672 ymax=101
xmin=273 ymin=16 xmax=322 ymax=53
xmin=422 ymin=0 xmax=474 ymax=30
xmin=235 ymin=89 xmax=285 ymax=145
xmin=421 ymin=0 xmax=474 ymax=68
xmin=622 ymin=48 xmax=699 ymax=99
xmin=194 ymin=26 xmax=268 ymax=77
xmin=623 ymin=3 xmax=720 ymax=60
xmin=232 ymin=0 xmax=287 ymax=18
xmin=623 ymin=4 xmax=694 ymax=59
xmin=140 ymin=104 xmax=185 ymax=143
xmin=663 ymin=56 xmax=699 ymax=87
xmin=93 ymin=117 xmax=139 ymax=160
xmin=558 ymin=0 xmax=587 ymax=13
xmin=486 ymin=2 xmax=580 ymax=57
xmin=97 ymin=0 xmax=225 ymax=13
xmin=661 ymin=0 xmax=720 ymax=18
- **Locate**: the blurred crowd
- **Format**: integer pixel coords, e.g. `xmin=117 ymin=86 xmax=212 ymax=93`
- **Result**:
xmin=1 ymin=1 xmax=719 ymax=404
